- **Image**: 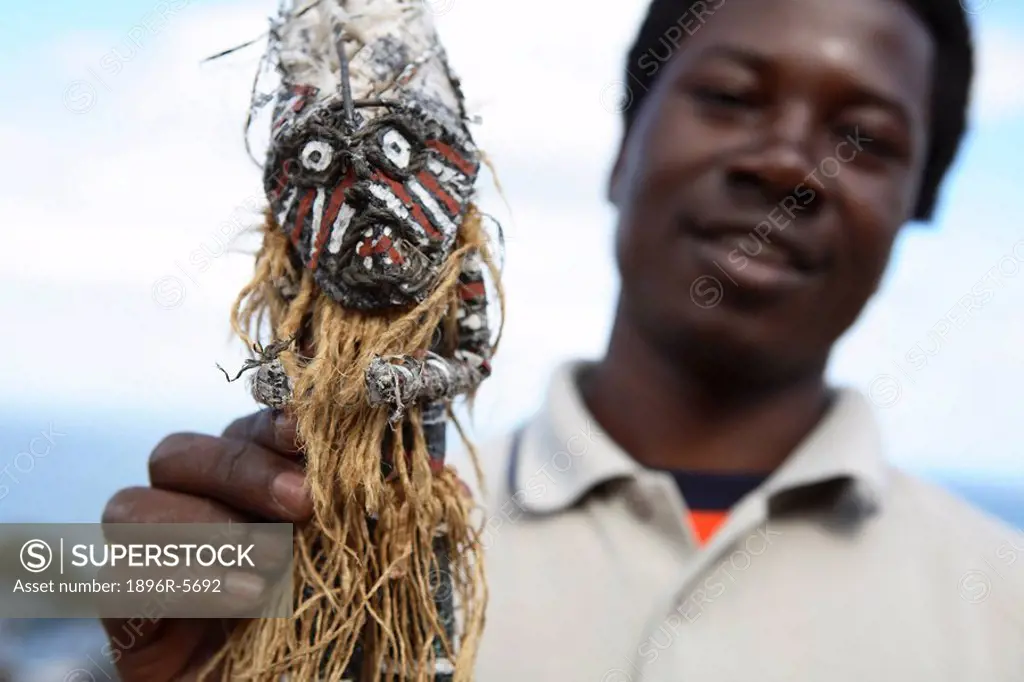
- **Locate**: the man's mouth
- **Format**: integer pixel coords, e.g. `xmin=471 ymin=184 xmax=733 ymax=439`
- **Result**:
xmin=685 ymin=218 xmax=820 ymax=272
xmin=690 ymin=230 xmax=800 ymax=269
xmin=680 ymin=216 xmax=823 ymax=292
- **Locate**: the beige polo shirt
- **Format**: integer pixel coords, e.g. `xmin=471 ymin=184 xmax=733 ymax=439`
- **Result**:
xmin=472 ymin=361 xmax=1024 ymax=681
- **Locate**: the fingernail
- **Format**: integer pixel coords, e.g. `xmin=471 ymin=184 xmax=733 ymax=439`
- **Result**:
xmin=225 ymin=571 xmax=265 ymax=600
xmin=272 ymin=409 xmax=290 ymax=428
xmin=272 ymin=470 xmax=310 ymax=515
xmin=273 ymin=411 xmax=300 ymax=451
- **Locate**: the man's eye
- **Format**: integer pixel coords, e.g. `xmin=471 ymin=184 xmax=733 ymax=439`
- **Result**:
xmin=834 ymin=125 xmax=900 ymax=159
xmin=693 ymin=87 xmax=754 ymax=108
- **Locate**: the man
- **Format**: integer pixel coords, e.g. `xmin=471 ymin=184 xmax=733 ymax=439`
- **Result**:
xmin=102 ymin=0 xmax=1024 ymax=679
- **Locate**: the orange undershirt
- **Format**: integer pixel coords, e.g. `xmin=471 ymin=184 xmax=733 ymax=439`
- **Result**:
xmin=688 ymin=510 xmax=730 ymax=545
xmin=667 ymin=471 xmax=768 ymax=546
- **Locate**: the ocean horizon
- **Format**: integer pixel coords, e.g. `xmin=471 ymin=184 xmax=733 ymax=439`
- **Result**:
xmin=0 ymin=406 xmax=1021 ymax=526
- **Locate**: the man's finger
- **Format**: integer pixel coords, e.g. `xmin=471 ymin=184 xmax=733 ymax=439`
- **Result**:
xmin=149 ymin=433 xmax=312 ymax=521
xmin=102 ymin=487 xmax=249 ymax=526
xmin=222 ymin=409 xmax=302 ymax=458
xmin=102 ymin=617 xmax=225 ymax=682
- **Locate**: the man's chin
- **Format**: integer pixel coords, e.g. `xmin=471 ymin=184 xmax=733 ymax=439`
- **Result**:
xmin=656 ymin=305 xmax=820 ymax=390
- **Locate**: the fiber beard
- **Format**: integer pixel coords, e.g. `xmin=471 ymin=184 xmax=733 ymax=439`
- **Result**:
xmin=202 ymin=210 xmax=496 ymax=682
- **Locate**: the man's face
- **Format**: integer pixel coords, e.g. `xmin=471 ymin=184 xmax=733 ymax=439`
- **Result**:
xmin=611 ymin=0 xmax=934 ymax=382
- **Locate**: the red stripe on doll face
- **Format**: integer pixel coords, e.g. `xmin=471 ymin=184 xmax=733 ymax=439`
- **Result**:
xmin=310 ymin=170 xmax=356 ymax=269
xmin=376 ymin=173 xmax=443 ymax=240
xmin=426 ymin=140 xmax=476 ymax=176
xmin=291 ymin=189 xmax=316 ymax=245
xmin=415 ymin=170 xmax=459 ymax=215
xmin=459 ymin=281 xmax=486 ymax=300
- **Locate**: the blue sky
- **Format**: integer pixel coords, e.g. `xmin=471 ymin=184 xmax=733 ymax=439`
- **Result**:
xmin=2 ymin=0 xmax=1023 ymax=524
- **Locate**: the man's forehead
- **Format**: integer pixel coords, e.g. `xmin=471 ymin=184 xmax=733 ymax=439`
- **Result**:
xmin=677 ymin=0 xmax=933 ymax=71
xmin=663 ymin=0 xmax=934 ymax=117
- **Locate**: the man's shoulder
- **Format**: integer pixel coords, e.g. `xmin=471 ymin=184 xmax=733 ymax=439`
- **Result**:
xmin=880 ymin=468 xmax=1023 ymax=592
xmin=879 ymin=468 xmax=1024 ymax=639
xmin=883 ymin=467 xmax=1019 ymax=547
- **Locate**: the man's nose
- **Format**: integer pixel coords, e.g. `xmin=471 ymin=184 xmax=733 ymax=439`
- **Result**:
xmin=724 ymin=106 xmax=826 ymax=209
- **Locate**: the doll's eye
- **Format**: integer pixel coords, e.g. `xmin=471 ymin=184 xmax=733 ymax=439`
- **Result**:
xmin=381 ymin=129 xmax=412 ymax=169
xmin=300 ymin=139 xmax=334 ymax=172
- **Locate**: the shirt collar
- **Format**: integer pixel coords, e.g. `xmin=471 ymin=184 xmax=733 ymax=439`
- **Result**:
xmin=512 ymin=360 xmax=890 ymax=515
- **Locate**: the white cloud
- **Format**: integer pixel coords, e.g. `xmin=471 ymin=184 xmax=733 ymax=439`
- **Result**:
xmin=1 ymin=0 xmax=1023 ymax=497
xmin=972 ymin=26 xmax=1024 ymax=122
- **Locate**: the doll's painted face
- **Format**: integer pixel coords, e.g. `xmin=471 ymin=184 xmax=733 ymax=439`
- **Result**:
xmin=265 ymin=84 xmax=480 ymax=310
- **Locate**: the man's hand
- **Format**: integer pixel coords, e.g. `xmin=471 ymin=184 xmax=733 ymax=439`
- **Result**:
xmin=100 ymin=409 xmax=313 ymax=682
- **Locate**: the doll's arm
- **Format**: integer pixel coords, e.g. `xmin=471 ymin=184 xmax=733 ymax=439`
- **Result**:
xmin=365 ymin=249 xmax=492 ymax=422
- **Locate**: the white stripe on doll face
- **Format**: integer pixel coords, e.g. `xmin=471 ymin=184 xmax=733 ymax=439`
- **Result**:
xmin=327 ymin=203 xmax=356 ymax=254
xmin=426 ymin=156 xmax=469 ymax=199
xmin=309 ymin=187 xmax=328 ymax=259
xmin=407 ymin=176 xmax=456 ymax=240
xmin=277 ymin=188 xmax=297 ymax=230
xmin=366 ymin=182 xmax=429 ymax=244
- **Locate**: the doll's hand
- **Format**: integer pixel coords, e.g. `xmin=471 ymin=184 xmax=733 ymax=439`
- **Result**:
xmin=99 ymin=409 xmax=311 ymax=681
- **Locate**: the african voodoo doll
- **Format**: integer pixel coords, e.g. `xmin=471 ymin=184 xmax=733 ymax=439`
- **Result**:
xmin=206 ymin=0 xmax=501 ymax=679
